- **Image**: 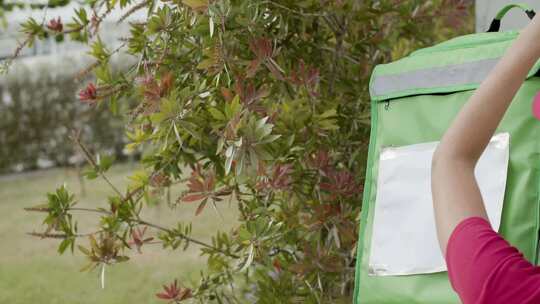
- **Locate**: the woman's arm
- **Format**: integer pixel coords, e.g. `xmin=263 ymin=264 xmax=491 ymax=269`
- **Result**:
xmin=431 ymin=16 xmax=540 ymax=256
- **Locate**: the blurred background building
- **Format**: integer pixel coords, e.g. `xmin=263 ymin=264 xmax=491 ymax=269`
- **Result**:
xmin=0 ymin=2 xmax=142 ymax=59
xmin=0 ymin=2 xmax=144 ymax=173
xmin=476 ymin=0 xmax=540 ymax=32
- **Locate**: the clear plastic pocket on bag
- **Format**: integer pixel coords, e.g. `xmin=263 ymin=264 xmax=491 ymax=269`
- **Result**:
xmin=368 ymin=132 xmax=510 ymax=276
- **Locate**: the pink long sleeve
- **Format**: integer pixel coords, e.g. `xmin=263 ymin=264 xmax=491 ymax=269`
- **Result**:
xmin=445 ymin=217 xmax=540 ymax=303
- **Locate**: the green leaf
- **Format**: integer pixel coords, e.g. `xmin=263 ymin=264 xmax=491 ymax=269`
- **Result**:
xmin=182 ymin=0 xmax=208 ymax=10
xmin=80 ymin=261 xmax=97 ymax=272
xmin=89 ymin=38 xmax=110 ymax=62
xmin=94 ymin=64 xmax=112 ymax=83
xmin=78 ymin=245 xmax=91 ymax=256
xmin=208 ymin=107 xmax=226 ymax=120
xmin=109 ymin=94 xmax=119 ymax=115
xmin=115 ymin=256 xmax=130 ymax=263
xmin=224 ymin=147 xmax=235 ymax=175
xmin=74 ymin=8 xmax=88 ymax=25
xmin=209 ymin=16 xmax=215 ymax=37
xmin=239 ymin=244 xmax=254 ymax=272
xmin=83 ymin=169 xmax=98 ymax=180
xmin=262 ymin=134 xmax=281 ymax=144
xmin=255 ymin=116 xmax=269 ymax=130
xmin=89 ymin=235 xmax=99 ymax=252
xmin=98 ymin=154 xmax=114 ymax=172
xmin=197 ymin=58 xmax=215 ymax=70
xmin=128 ymin=170 xmax=149 ymax=189
xmin=58 ymin=238 xmax=72 ymax=255
xmin=319 ymin=108 xmax=337 ymax=119
xmin=238 ymin=226 xmax=251 ymax=242
xmin=225 ymin=95 xmax=241 ymax=118
xmin=216 ymin=138 xmax=225 ymax=155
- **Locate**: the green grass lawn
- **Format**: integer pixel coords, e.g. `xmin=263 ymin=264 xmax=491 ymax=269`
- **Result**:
xmin=0 ymin=164 xmax=238 ymax=303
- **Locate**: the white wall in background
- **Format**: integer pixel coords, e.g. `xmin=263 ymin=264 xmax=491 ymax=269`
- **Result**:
xmin=476 ymin=0 xmax=540 ymax=32
xmin=0 ymin=3 xmax=146 ymax=59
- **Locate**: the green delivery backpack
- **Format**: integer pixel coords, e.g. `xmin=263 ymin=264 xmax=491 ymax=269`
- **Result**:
xmin=353 ymin=4 xmax=540 ymax=304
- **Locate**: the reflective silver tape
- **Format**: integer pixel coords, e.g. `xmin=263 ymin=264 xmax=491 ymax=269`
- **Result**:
xmin=371 ymin=57 xmax=501 ymax=97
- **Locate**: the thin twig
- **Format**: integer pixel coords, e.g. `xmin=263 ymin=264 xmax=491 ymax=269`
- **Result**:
xmin=117 ymin=0 xmax=150 ymax=24
xmin=256 ymin=1 xmax=326 ymax=17
xmin=68 ymin=207 xmax=239 ymax=258
xmin=28 ymin=231 xmax=98 ymax=239
xmin=73 ymin=39 xmax=129 ymax=95
xmin=70 ymin=130 xmax=125 ymax=199
xmin=66 ymin=127 xmax=240 ymax=257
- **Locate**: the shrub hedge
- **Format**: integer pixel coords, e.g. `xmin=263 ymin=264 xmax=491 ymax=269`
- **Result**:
xmin=0 ymin=53 xmax=127 ymax=173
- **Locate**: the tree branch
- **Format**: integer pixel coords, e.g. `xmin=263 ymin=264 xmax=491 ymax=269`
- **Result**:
xmin=70 ymin=130 xmax=125 ymax=199
xmin=27 ymin=206 xmax=240 ymax=259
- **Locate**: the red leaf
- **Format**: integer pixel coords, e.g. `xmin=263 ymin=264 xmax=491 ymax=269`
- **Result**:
xmin=160 ymin=72 xmax=173 ymax=96
xmin=265 ymin=61 xmax=284 ymax=80
xmin=189 ymin=179 xmax=205 ymax=192
xmin=273 ymin=258 xmax=282 ymax=272
xmin=187 ymin=169 xmax=206 ymax=192
xmin=79 ymin=83 xmax=98 ymax=103
xmin=47 ymin=17 xmax=63 ymax=32
xmin=156 ymin=292 xmax=173 ymax=300
xmin=195 ymin=199 xmax=208 ymax=216
xmin=178 ymin=288 xmax=193 ymax=300
xmin=204 ymin=173 xmax=215 ymax=191
xmin=319 ymin=182 xmax=333 ymax=191
xmin=182 ymin=193 xmax=206 ymax=202
xmin=221 ymin=87 xmax=234 ymax=102
xmin=246 ymin=59 xmax=261 ymax=78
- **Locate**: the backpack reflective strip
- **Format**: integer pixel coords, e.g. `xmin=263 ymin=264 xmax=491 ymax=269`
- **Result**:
xmin=371 ymin=57 xmax=500 ymax=97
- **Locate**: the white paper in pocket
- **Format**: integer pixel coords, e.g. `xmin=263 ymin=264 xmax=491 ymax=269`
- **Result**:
xmin=368 ymin=132 xmax=509 ymax=276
